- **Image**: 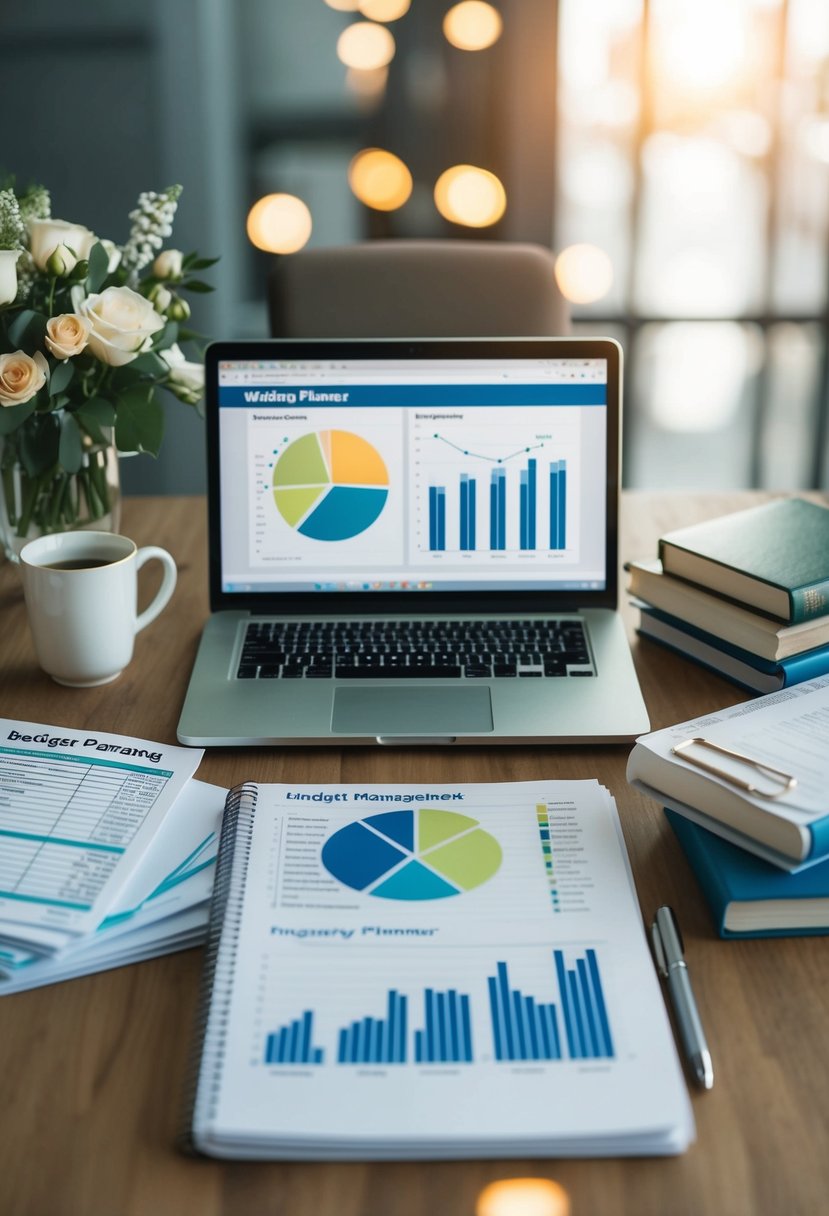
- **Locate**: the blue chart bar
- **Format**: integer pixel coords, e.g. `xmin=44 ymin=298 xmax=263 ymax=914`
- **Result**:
xmin=554 ymin=948 xmax=614 ymax=1059
xmin=459 ymin=475 xmax=477 ymax=550
xmin=265 ymin=1010 xmax=324 ymax=1065
xmin=519 ymin=458 xmax=537 ymax=550
xmin=549 ymin=460 xmax=567 ymax=550
xmin=429 ymin=486 xmax=446 ymax=551
xmin=414 ymin=988 xmax=474 ymax=1063
xmin=487 ymin=961 xmax=563 ymax=1062
xmin=337 ymin=989 xmax=408 ymax=1065
xmin=489 ymin=468 xmax=507 ymax=550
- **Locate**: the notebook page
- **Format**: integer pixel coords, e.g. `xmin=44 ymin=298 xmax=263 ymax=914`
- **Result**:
xmin=193 ymin=780 xmax=692 ymax=1157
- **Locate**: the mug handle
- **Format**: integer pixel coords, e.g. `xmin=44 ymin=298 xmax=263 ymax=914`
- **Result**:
xmin=134 ymin=546 xmax=178 ymax=633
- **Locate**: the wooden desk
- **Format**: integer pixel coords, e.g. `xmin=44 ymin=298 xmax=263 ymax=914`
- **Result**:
xmin=1 ymin=492 xmax=827 ymax=1216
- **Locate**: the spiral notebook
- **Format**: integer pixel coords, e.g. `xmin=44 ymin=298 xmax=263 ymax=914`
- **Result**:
xmin=181 ymin=780 xmax=693 ymax=1160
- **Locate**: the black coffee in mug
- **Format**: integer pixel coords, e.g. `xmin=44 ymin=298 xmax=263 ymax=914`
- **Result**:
xmin=43 ymin=558 xmax=113 ymax=570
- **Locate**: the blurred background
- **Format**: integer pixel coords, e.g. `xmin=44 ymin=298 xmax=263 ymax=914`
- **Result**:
xmin=4 ymin=0 xmax=829 ymax=495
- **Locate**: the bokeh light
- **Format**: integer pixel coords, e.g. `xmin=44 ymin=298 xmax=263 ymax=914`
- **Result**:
xmin=246 ymin=194 xmax=312 ymax=254
xmin=345 ymin=65 xmax=389 ymax=103
xmin=349 ymin=148 xmax=413 ymax=210
xmin=554 ymin=243 xmax=613 ymax=304
xmin=434 ymin=164 xmax=507 ymax=227
xmin=476 ymin=1178 xmax=571 ymax=1216
xmin=324 ymin=0 xmax=360 ymax=9
xmin=358 ymin=0 xmax=410 ymax=20
xmin=337 ymin=21 xmax=396 ymax=70
xmin=443 ymin=1 xmax=503 ymax=51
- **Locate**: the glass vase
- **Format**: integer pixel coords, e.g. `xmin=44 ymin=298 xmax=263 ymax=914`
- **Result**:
xmin=0 ymin=442 xmax=121 ymax=563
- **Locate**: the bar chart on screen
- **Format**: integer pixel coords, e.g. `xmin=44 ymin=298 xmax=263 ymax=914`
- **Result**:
xmin=411 ymin=411 xmax=580 ymax=561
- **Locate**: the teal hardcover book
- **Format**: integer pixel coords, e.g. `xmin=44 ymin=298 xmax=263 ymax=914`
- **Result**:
xmin=635 ymin=605 xmax=829 ymax=693
xmin=665 ymin=809 xmax=829 ymax=938
xmin=658 ymin=498 xmax=829 ymax=623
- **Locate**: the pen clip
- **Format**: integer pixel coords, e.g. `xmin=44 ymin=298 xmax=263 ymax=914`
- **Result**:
xmin=671 ymin=737 xmax=797 ymax=800
xmin=650 ymin=921 xmax=668 ymax=977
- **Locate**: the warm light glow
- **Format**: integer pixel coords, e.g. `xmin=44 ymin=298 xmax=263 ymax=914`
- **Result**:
xmin=348 ymin=148 xmax=413 ymax=211
xmin=246 ymin=194 xmax=312 ymax=254
xmin=554 ymin=243 xmax=613 ymax=304
xmin=476 ymin=1178 xmax=570 ymax=1216
xmin=653 ymin=0 xmax=748 ymax=94
xmin=434 ymin=164 xmax=507 ymax=227
xmin=324 ymin=0 xmax=360 ymax=9
xmin=443 ymin=1 xmax=503 ymax=51
xmin=337 ymin=21 xmax=396 ymax=70
xmin=358 ymin=0 xmax=410 ymax=20
xmin=345 ymin=65 xmax=389 ymax=101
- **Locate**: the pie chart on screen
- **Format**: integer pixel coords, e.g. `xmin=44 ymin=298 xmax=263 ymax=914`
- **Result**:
xmin=273 ymin=429 xmax=389 ymax=541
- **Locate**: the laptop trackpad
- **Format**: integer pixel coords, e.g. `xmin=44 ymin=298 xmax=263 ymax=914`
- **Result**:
xmin=332 ymin=686 xmax=493 ymax=736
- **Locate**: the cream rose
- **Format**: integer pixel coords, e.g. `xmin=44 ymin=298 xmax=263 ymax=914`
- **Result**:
xmin=0 ymin=350 xmax=48 ymax=407
xmin=73 ymin=285 xmax=165 ymax=367
xmin=45 ymin=313 xmax=91 ymax=360
xmin=28 ymin=218 xmax=96 ymax=272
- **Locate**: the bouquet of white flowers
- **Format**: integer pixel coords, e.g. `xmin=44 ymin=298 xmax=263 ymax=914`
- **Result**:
xmin=0 ymin=179 xmax=216 ymax=558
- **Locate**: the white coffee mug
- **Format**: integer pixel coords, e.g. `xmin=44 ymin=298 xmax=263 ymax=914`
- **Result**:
xmin=20 ymin=531 xmax=177 ymax=687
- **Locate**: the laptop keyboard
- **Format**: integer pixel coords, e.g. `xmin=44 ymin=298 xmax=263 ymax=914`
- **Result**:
xmin=236 ymin=619 xmax=594 ymax=680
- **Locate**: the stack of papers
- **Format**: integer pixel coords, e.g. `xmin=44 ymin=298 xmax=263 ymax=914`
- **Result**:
xmin=0 ymin=718 xmax=224 ymax=995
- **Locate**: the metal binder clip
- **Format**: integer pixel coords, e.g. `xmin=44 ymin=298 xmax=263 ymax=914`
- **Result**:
xmin=671 ymin=737 xmax=797 ymax=800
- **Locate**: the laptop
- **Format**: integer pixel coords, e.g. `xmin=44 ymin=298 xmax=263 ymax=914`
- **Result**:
xmin=177 ymin=337 xmax=649 ymax=746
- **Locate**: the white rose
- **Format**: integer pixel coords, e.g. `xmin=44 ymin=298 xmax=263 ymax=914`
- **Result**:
xmin=74 ymin=284 xmax=165 ymax=367
xmin=152 ymin=248 xmax=184 ymax=280
xmin=0 ymin=350 xmax=48 ymax=406
xmin=28 ymin=218 xmax=96 ymax=271
xmin=0 ymin=249 xmax=20 ymax=306
xmin=161 ymin=342 xmax=205 ymax=405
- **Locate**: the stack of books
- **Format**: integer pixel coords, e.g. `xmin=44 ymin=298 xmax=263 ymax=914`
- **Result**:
xmin=627 ymin=678 xmax=829 ymax=939
xmin=626 ymin=497 xmax=829 ymax=693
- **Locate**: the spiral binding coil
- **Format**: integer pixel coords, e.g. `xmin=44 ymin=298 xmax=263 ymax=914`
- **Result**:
xmin=178 ymin=782 xmax=258 ymax=1154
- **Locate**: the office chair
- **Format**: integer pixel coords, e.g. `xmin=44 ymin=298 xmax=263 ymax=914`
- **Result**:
xmin=267 ymin=240 xmax=570 ymax=338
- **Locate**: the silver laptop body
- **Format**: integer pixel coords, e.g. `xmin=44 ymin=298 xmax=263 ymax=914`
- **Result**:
xmin=177 ymin=338 xmax=649 ymax=746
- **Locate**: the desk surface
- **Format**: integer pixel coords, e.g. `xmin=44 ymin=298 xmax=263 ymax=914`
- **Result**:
xmin=1 ymin=492 xmax=828 ymax=1216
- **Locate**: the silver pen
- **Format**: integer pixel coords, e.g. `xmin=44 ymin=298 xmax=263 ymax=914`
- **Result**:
xmin=651 ymin=905 xmax=714 ymax=1090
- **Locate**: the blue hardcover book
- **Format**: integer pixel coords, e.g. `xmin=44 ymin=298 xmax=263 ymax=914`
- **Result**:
xmin=665 ymin=809 xmax=829 ymax=938
xmin=636 ymin=604 xmax=829 ymax=693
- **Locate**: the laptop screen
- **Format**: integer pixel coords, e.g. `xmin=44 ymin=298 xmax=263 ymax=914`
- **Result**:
xmin=209 ymin=340 xmax=618 ymax=606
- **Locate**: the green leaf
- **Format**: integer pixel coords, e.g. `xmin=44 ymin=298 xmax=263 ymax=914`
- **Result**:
xmin=49 ymin=360 xmax=75 ymax=396
xmin=19 ymin=412 xmax=59 ymax=476
xmin=151 ymin=320 xmax=178 ymax=351
xmin=58 ymin=411 xmax=83 ymax=474
xmin=187 ymin=256 xmax=220 ymax=271
xmin=74 ymin=396 xmax=115 ymax=444
xmin=0 ymin=397 xmax=38 ymax=436
xmin=129 ymin=350 xmax=168 ymax=377
xmin=86 ymin=241 xmax=111 ymax=293
xmin=7 ymin=309 xmax=48 ymax=352
xmin=114 ymin=386 xmax=164 ymax=456
xmin=180 ymin=279 xmax=214 ymax=293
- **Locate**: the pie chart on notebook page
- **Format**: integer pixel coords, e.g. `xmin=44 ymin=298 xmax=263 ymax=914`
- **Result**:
xmin=272 ymin=429 xmax=389 ymax=541
xmin=321 ymin=809 xmax=503 ymax=901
